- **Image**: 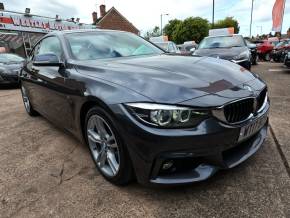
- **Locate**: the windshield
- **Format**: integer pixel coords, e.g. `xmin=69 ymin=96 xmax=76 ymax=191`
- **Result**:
xmin=276 ymin=41 xmax=290 ymax=47
xmin=65 ymin=31 xmax=163 ymax=60
xmin=198 ymin=35 xmax=245 ymax=49
xmin=0 ymin=53 xmax=24 ymax=63
xmin=155 ymin=42 xmax=169 ymax=51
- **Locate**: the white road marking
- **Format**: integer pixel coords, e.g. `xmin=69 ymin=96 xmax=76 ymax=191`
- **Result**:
xmin=268 ymin=68 xmax=290 ymax=72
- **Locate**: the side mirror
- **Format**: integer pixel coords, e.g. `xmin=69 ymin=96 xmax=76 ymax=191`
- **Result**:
xmin=190 ymin=47 xmax=196 ymax=52
xmin=33 ymin=53 xmax=63 ymax=67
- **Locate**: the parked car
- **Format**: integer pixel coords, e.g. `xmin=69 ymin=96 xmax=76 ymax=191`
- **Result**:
xmin=246 ymin=39 xmax=258 ymax=65
xmin=284 ymin=49 xmax=290 ymax=67
xmin=194 ymin=34 xmax=252 ymax=70
xmin=0 ymin=53 xmax=24 ymax=85
xmin=20 ymin=30 xmax=269 ymax=186
xmin=154 ymin=41 xmax=180 ymax=53
xmin=178 ymin=41 xmax=197 ymax=55
xmin=255 ymin=40 xmax=275 ymax=61
xmin=271 ymin=39 xmax=290 ymax=62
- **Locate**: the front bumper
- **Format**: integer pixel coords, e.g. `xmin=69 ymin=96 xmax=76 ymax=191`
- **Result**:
xmin=111 ymin=101 xmax=269 ymax=186
xmin=0 ymin=74 xmax=20 ymax=84
xmin=231 ymin=59 xmax=251 ymax=70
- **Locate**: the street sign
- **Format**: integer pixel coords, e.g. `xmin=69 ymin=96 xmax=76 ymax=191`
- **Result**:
xmin=209 ymin=27 xmax=235 ymax=36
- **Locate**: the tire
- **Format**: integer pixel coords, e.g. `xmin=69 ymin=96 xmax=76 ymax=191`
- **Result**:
xmin=264 ymin=53 xmax=271 ymax=61
xmin=21 ymin=84 xmax=38 ymax=116
xmin=252 ymin=55 xmax=258 ymax=65
xmin=84 ymin=106 xmax=133 ymax=185
xmin=254 ymin=55 xmax=259 ymax=65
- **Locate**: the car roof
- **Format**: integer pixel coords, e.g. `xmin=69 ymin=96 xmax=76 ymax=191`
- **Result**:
xmin=205 ymin=34 xmax=243 ymax=39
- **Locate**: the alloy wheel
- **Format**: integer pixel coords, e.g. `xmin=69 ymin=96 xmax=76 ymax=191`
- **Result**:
xmin=87 ymin=115 xmax=120 ymax=177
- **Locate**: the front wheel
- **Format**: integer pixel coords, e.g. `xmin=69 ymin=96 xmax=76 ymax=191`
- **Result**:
xmin=85 ymin=106 xmax=133 ymax=185
xmin=252 ymin=55 xmax=258 ymax=65
xmin=21 ymin=85 xmax=38 ymax=116
xmin=264 ymin=53 xmax=271 ymax=61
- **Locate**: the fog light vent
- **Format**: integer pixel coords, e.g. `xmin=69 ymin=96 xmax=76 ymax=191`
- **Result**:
xmin=162 ymin=160 xmax=174 ymax=170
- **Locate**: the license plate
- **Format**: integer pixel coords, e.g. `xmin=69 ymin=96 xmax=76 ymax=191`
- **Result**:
xmin=238 ymin=114 xmax=268 ymax=142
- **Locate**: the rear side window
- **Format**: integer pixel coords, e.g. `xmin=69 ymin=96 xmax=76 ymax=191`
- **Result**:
xmin=29 ymin=43 xmax=40 ymax=61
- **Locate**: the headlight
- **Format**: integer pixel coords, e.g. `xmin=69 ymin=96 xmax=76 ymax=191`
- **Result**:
xmin=233 ymin=50 xmax=250 ymax=60
xmin=0 ymin=67 xmax=9 ymax=74
xmin=125 ymin=103 xmax=209 ymax=128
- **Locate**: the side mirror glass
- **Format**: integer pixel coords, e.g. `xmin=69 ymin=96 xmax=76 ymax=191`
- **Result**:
xmin=33 ymin=53 xmax=62 ymax=67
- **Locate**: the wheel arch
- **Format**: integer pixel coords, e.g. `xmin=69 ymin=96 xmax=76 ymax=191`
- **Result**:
xmin=79 ymin=97 xmax=116 ymax=141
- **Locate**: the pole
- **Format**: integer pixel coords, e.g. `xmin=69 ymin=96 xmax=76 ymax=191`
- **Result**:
xmin=160 ymin=14 xmax=163 ymax=36
xmin=212 ymin=0 xmax=215 ymax=28
xmin=250 ymin=0 xmax=254 ymax=37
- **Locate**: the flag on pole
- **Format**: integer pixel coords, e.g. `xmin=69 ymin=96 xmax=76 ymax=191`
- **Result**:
xmin=272 ymin=0 xmax=286 ymax=32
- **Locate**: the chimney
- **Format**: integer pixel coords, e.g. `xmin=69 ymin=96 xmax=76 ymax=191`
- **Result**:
xmin=100 ymin=4 xmax=106 ymax=17
xmin=92 ymin=11 xmax=98 ymax=24
xmin=0 ymin=3 xmax=4 ymax=10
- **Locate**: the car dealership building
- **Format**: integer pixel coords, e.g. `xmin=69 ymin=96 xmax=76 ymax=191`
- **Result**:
xmin=0 ymin=3 xmax=95 ymax=57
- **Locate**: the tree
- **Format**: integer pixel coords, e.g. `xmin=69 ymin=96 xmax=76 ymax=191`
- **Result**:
xmin=214 ymin=17 xmax=240 ymax=33
xmin=144 ymin=26 xmax=161 ymax=40
xmin=172 ymin=17 xmax=209 ymax=44
xmin=163 ymin=19 xmax=182 ymax=41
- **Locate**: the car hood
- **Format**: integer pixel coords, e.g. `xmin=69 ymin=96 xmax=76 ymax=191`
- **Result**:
xmin=194 ymin=47 xmax=247 ymax=60
xmin=73 ymin=54 xmax=256 ymax=103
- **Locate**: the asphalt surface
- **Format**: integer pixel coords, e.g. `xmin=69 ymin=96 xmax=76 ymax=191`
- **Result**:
xmin=0 ymin=62 xmax=290 ymax=218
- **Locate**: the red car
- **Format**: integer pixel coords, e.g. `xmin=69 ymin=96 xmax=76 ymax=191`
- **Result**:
xmin=256 ymin=40 xmax=274 ymax=61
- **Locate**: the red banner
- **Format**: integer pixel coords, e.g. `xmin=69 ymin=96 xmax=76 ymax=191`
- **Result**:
xmin=272 ymin=0 xmax=286 ymax=32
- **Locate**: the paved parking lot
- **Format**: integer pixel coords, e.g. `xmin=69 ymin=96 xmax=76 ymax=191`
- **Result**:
xmin=0 ymin=62 xmax=290 ymax=218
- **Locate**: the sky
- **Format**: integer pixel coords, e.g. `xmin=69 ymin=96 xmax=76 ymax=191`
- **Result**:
xmin=1 ymin=0 xmax=289 ymax=36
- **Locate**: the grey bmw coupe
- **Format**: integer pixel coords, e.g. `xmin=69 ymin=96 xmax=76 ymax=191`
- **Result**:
xmin=20 ymin=30 xmax=269 ymax=186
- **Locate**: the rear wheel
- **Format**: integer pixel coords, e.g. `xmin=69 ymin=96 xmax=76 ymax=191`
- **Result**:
xmin=21 ymin=85 xmax=38 ymax=116
xmin=85 ymin=106 xmax=133 ymax=185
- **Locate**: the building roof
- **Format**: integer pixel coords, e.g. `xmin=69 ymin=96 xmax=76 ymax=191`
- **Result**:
xmin=96 ymin=7 xmax=139 ymax=34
